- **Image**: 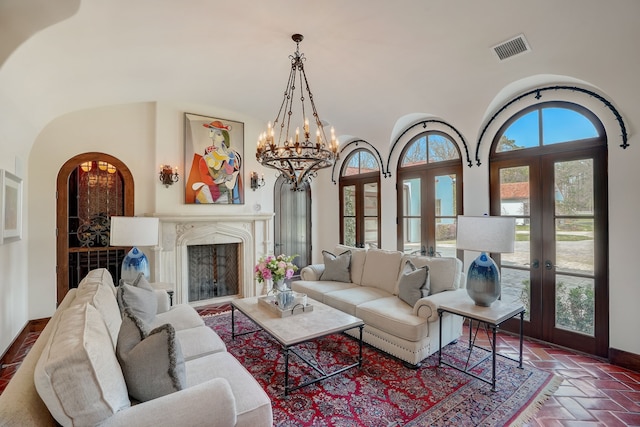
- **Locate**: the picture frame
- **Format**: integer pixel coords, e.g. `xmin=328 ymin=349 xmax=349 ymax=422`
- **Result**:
xmin=1 ymin=170 xmax=23 ymax=243
xmin=184 ymin=113 xmax=245 ymax=205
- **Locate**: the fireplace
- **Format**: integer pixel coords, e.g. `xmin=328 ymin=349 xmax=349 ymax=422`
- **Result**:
xmin=187 ymin=243 xmax=240 ymax=302
xmin=152 ymin=213 xmax=273 ymax=306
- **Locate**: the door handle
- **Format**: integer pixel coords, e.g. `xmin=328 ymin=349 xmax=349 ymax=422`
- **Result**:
xmin=545 ymin=260 xmax=554 ymax=270
xmin=532 ymin=259 xmax=539 ymax=269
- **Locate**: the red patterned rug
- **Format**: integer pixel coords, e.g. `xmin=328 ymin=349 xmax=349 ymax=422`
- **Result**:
xmin=203 ymin=310 xmax=560 ymax=427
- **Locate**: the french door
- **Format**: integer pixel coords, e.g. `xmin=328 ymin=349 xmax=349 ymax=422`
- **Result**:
xmin=274 ymin=176 xmax=311 ymax=272
xmin=491 ymin=143 xmax=608 ymax=356
xmin=340 ymin=172 xmax=380 ymax=248
xmin=397 ymin=164 xmax=461 ymax=257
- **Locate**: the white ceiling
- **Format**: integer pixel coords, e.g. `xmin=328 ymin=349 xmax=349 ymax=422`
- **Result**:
xmin=1 ymin=0 xmax=639 ymax=149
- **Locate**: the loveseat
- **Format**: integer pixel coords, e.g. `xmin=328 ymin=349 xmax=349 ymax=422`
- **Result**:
xmin=0 ymin=268 xmax=272 ymax=427
xmin=291 ymin=245 xmax=467 ymax=367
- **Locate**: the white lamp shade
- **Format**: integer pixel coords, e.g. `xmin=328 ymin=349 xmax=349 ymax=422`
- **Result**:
xmin=456 ymin=215 xmax=516 ymax=254
xmin=109 ymin=216 xmax=159 ymax=247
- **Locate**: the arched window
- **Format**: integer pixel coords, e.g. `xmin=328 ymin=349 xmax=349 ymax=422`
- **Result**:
xmin=339 ymin=149 xmax=380 ymax=248
xmin=397 ymin=131 xmax=462 ymax=257
xmin=489 ymin=101 xmax=608 ymax=357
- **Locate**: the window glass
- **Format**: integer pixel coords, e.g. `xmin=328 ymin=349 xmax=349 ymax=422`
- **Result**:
xmin=401 ymin=136 xmax=427 ymax=166
xmin=428 ymin=134 xmax=460 ymax=162
xmin=342 ymin=149 xmax=379 ymax=176
xmin=497 ymin=106 xmax=602 ymax=153
xmin=543 ymin=108 xmax=599 ymax=145
xmin=498 ymin=110 xmax=539 ymax=151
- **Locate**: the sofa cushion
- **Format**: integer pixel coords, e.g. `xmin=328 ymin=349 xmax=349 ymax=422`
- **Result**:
xmin=335 ymin=244 xmax=367 ymax=285
xmin=175 ymin=326 xmax=228 ymax=360
xmin=323 ymin=287 xmax=391 ymax=316
xmin=402 ymin=255 xmax=463 ymax=295
xmin=117 ymin=282 xmax=158 ymax=324
xmin=360 ymin=248 xmax=403 ymax=294
xmin=73 ymin=279 xmax=123 ymax=347
xmin=356 ymin=296 xmax=430 ymax=342
xmin=319 ymin=250 xmax=351 ymax=282
xmin=397 ymin=260 xmax=430 ymax=307
xmin=34 ymin=303 xmax=130 ymax=426
xmin=117 ymin=309 xmax=187 ymax=402
xmin=153 ymin=304 xmax=206 ymax=330
xmin=291 ymin=280 xmax=357 ymax=304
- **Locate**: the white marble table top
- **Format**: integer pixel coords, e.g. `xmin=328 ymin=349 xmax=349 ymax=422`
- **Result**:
xmin=232 ymin=296 xmax=364 ymax=347
xmin=439 ymin=297 xmax=525 ymax=325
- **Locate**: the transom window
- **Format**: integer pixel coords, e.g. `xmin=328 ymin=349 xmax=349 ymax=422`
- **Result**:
xmin=496 ymin=103 xmax=602 ymax=152
xmin=343 ymin=150 xmax=379 ymax=176
xmin=401 ymin=133 xmax=460 ymax=166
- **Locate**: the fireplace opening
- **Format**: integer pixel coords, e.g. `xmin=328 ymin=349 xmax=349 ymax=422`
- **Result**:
xmin=187 ymin=243 xmax=240 ymax=302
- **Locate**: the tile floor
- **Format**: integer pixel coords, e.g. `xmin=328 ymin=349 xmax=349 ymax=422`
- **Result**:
xmin=1 ymin=305 xmax=639 ymax=426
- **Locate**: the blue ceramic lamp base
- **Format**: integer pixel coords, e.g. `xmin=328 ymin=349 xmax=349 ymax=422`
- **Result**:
xmin=121 ymin=246 xmax=150 ymax=283
xmin=466 ymin=252 xmax=501 ymax=307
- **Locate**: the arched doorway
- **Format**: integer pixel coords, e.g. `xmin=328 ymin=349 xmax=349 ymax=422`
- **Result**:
xmin=274 ymin=175 xmax=311 ymax=273
xmin=339 ymin=148 xmax=381 ymax=248
xmin=490 ymin=101 xmax=608 ymax=357
xmin=396 ymin=131 xmax=463 ymax=257
xmin=56 ymin=152 xmax=134 ymax=304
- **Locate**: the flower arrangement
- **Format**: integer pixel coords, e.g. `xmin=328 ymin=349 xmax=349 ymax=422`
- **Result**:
xmin=254 ymin=254 xmax=299 ymax=284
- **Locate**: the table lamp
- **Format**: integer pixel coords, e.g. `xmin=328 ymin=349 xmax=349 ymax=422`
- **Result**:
xmin=109 ymin=216 xmax=159 ymax=282
xmin=456 ymin=215 xmax=516 ymax=306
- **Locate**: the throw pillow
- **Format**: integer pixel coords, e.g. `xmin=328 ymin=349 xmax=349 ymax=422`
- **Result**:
xmin=319 ymin=250 xmax=352 ymax=282
xmin=397 ymin=260 xmax=430 ymax=307
xmin=120 ymin=272 xmax=153 ymax=291
xmin=116 ymin=308 xmax=186 ymax=402
xmin=117 ymin=283 xmax=157 ymax=324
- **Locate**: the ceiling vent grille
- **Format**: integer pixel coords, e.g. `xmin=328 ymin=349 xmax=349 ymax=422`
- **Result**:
xmin=492 ymin=34 xmax=531 ymax=61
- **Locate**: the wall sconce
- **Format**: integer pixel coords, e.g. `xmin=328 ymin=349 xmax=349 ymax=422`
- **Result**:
xmin=159 ymin=165 xmax=179 ymax=187
xmin=250 ymin=171 xmax=265 ymax=190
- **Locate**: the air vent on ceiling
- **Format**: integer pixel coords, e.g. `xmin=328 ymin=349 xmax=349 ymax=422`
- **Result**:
xmin=492 ymin=34 xmax=531 ymax=61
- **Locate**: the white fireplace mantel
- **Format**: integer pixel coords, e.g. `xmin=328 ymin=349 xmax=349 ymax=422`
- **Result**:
xmin=151 ymin=212 xmax=274 ymax=306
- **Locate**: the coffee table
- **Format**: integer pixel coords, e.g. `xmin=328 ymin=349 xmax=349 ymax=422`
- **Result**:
xmin=231 ymin=296 xmax=364 ymax=396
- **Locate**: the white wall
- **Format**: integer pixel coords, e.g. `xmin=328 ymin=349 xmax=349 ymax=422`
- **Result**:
xmin=1 ymin=78 xmax=638 ymax=360
xmin=23 ymin=101 xmax=273 ymax=323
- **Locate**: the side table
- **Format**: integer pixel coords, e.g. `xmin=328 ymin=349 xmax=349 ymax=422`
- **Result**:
xmin=438 ymin=297 xmax=525 ymax=391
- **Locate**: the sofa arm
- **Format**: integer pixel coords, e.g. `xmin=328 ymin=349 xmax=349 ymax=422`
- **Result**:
xmin=300 ymin=264 xmax=325 ymax=281
xmin=103 ymin=378 xmax=236 ymax=427
xmin=413 ymin=288 xmax=468 ymax=321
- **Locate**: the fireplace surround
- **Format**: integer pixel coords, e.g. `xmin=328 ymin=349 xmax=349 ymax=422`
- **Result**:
xmin=152 ymin=213 xmax=273 ymax=306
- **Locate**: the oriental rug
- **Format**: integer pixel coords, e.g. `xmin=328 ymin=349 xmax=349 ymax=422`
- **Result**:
xmin=203 ymin=310 xmax=561 ymax=427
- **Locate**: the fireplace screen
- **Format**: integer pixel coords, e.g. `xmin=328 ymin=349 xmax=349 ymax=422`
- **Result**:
xmin=187 ymin=243 xmax=240 ymax=301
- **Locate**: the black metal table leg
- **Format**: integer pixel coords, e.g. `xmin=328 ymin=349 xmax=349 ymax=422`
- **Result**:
xmin=438 ymin=309 xmax=443 ymax=366
xmin=358 ymin=325 xmax=364 ymax=367
xmin=491 ymin=325 xmax=497 ymax=392
xmin=284 ymin=347 xmax=290 ymax=396
xmin=231 ymin=305 xmax=236 ymax=340
xmin=519 ymin=310 xmax=524 ymax=368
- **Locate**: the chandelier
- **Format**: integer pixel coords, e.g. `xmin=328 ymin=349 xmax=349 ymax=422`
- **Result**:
xmin=256 ymin=34 xmax=338 ymax=190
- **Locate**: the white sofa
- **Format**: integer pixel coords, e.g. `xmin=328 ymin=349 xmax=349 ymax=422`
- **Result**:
xmin=291 ymin=245 xmax=468 ymax=368
xmin=0 ymin=269 xmax=272 ymax=427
